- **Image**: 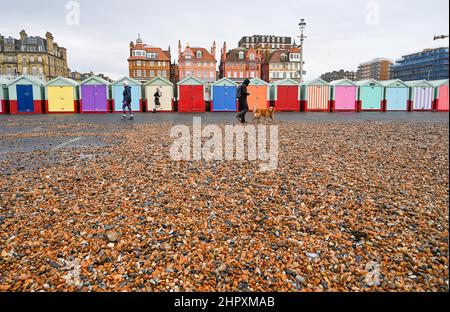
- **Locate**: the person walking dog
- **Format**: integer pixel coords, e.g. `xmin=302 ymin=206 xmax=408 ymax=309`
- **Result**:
xmin=236 ymin=79 xmax=251 ymax=124
xmin=122 ymin=81 xmax=133 ymax=120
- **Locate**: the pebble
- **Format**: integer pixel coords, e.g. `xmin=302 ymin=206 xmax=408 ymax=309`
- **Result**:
xmin=0 ymin=121 xmax=447 ymax=292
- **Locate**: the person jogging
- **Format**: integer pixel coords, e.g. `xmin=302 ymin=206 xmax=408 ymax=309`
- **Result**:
xmin=153 ymin=88 xmax=162 ymax=113
xmin=122 ymin=81 xmax=133 ymax=120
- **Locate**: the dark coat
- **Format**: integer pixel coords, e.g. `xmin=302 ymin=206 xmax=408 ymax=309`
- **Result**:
xmin=123 ymin=86 xmax=132 ymax=104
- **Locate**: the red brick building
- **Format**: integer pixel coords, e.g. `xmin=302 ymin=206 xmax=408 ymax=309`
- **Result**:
xmin=178 ymin=41 xmax=217 ymax=83
xmin=128 ymin=35 xmax=171 ymax=82
xmin=262 ymin=47 xmax=302 ymax=82
xmin=219 ymin=42 xmax=262 ymax=82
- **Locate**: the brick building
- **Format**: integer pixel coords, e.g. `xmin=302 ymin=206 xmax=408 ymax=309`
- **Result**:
xmin=321 ymin=70 xmax=357 ymax=83
xmin=128 ymin=35 xmax=171 ymax=82
xmin=238 ymin=35 xmax=292 ymax=51
xmin=357 ymin=58 xmax=392 ymax=81
xmin=0 ymin=30 xmax=69 ymax=81
xmin=219 ymin=42 xmax=261 ymax=82
xmin=178 ymin=41 xmax=217 ymax=83
xmin=262 ymin=47 xmax=302 ymax=82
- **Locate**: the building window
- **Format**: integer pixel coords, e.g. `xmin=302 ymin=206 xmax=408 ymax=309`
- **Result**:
xmin=38 ymin=57 xmax=42 ymax=63
xmin=137 ymin=60 xmax=142 ymax=66
xmin=30 ymin=56 xmax=34 ymax=63
xmin=196 ymin=51 xmax=202 ymax=59
xmin=157 ymin=70 xmax=161 ymax=77
xmin=239 ymin=52 xmax=244 ymax=59
xmin=32 ymin=67 xmax=37 ymax=75
xmin=249 ymin=54 xmax=255 ymax=61
xmin=137 ymin=70 xmax=142 ymax=77
xmin=227 ymin=71 xmax=231 ymax=78
xmin=251 ymin=71 xmax=255 ymax=78
xmin=22 ymin=67 xmax=28 ymax=75
xmin=240 ymin=72 xmax=244 ymax=78
xmin=150 ymin=70 xmax=155 ymax=77
xmin=210 ymin=72 xmax=214 ymax=78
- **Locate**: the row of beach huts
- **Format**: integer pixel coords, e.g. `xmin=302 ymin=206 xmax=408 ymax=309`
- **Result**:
xmin=0 ymin=75 xmax=448 ymax=114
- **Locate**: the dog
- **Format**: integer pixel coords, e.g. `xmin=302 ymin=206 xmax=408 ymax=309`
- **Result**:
xmin=253 ymin=106 xmax=276 ymax=124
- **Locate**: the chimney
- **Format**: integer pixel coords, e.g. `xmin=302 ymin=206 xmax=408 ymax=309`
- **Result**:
xmin=178 ymin=40 xmax=182 ymax=58
xmin=211 ymin=41 xmax=216 ymax=59
xmin=46 ymin=32 xmax=54 ymax=54
xmin=20 ymin=30 xmax=28 ymax=41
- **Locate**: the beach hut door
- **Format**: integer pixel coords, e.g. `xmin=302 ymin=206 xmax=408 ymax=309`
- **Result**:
xmin=17 ymin=85 xmax=34 ymax=113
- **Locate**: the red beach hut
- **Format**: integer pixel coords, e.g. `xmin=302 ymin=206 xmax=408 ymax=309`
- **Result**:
xmin=177 ymin=77 xmax=206 ymax=113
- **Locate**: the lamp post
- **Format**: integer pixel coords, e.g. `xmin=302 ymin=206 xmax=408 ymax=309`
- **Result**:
xmin=298 ymin=18 xmax=307 ymax=83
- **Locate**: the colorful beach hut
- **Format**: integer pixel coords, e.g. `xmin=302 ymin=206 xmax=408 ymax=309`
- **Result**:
xmin=143 ymin=77 xmax=174 ymax=112
xmin=380 ymin=80 xmax=409 ymax=111
xmin=406 ymin=80 xmax=434 ymax=111
xmin=177 ymin=77 xmax=206 ymax=113
xmin=7 ymin=76 xmax=45 ymax=114
xmin=330 ymin=79 xmax=358 ymax=111
xmin=44 ymin=77 xmax=79 ymax=113
xmin=430 ymin=79 xmax=449 ymax=111
xmin=111 ymin=77 xmax=142 ymax=113
xmin=300 ymin=78 xmax=330 ymax=112
xmin=79 ymin=76 xmax=110 ymax=114
xmin=0 ymin=76 xmax=9 ymax=114
xmin=247 ymin=78 xmax=270 ymax=111
xmin=211 ymin=78 xmax=238 ymax=112
xmin=270 ymin=78 xmax=300 ymax=112
xmin=356 ymin=79 xmax=384 ymax=111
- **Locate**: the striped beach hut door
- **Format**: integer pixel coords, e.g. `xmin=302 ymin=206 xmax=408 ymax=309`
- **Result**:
xmin=413 ymin=87 xmax=433 ymax=110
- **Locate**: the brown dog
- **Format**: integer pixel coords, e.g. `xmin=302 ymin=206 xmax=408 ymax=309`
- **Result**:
xmin=254 ymin=106 xmax=276 ymax=124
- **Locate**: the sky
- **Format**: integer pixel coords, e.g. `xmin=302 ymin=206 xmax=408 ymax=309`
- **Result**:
xmin=0 ymin=0 xmax=448 ymax=80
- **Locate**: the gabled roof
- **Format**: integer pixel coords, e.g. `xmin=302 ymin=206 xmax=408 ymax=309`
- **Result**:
xmin=271 ymin=78 xmax=300 ymax=86
xmin=330 ymin=79 xmax=357 ymax=87
xmin=212 ymin=77 xmax=238 ymax=87
xmin=224 ymin=47 xmax=259 ymax=62
xmin=129 ymin=46 xmax=171 ymax=62
xmin=113 ymin=76 xmax=142 ymax=86
xmin=0 ymin=76 xmax=10 ymax=86
xmin=80 ymin=75 xmax=111 ymax=86
xmin=249 ymin=77 xmax=269 ymax=86
xmin=355 ymin=79 xmax=383 ymax=87
xmin=7 ymin=75 xmax=45 ymax=87
xmin=429 ymin=79 xmax=449 ymax=87
xmin=45 ymin=77 xmax=79 ymax=87
xmin=143 ymin=77 xmax=174 ymax=87
xmin=177 ymin=76 xmax=206 ymax=86
xmin=302 ymin=78 xmax=330 ymax=86
xmin=180 ymin=47 xmax=216 ymax=62
xmin=405 ymin=80 xmax=434 ymax=88
xmin=379 ymin=79 xmax=408 ymax=88
xmin=268 ymin=49 xmax=291 ymax=63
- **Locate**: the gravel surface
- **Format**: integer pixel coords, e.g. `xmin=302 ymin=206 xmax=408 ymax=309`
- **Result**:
xmin=0 ymin=115 xmax=448 ymax=292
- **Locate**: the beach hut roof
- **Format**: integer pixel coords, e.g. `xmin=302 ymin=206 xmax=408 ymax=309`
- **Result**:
xmin=177 ymin=76 xmax=206 ymax=86
xmin=355 ymin=79 xmax=383 ymax=87
xmin=143 ymin=77 xmax=173 ymax=87
xmin=249 ymin=77 xmax=269 ymax=86
xmin=7 ymin=75 xmax=45 ymax=87
xmin=0 ymin=76 xmax=10 ymax=86
xmin=271 ymin=78 xmax=300 ymax=86
xmin=379 ymin=79 xmax=408 ymax=88
xmin=212 ymin=77 xmax=238 ymax=87
xmin=45 ymin=77 xmax=79 ymax=87
xmin=405 ymin=80 xmax=434 ymax=88
xmin=81 ymin=75 xmax=111 ymax=86
xmin=429 ymin=79 xmax=449 ymax=87
xmin=302 ymin=78 xmax=330 ymax=86
xmin=113 ymin=76 xmax=142 ymax=86
xmin=329 ymin=79 xmax=357 ymax=87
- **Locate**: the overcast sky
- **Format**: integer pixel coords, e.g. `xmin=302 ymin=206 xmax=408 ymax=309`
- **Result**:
xmin=0 ymin=0 xmax=448 ymax=80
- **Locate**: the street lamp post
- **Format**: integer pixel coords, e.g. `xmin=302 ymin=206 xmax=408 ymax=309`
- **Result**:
xmin=298 ymin=19 xmax=307 ymax=83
